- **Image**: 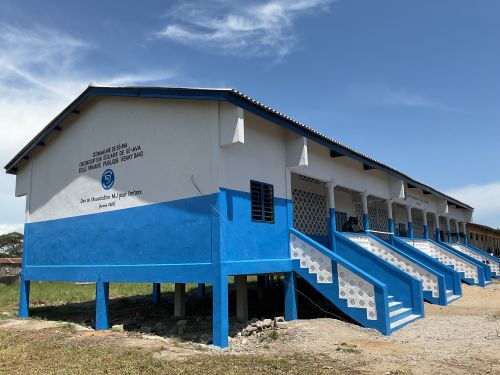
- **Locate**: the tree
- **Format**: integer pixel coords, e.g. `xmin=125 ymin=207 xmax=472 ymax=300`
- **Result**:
xmin=0 ymin=232 xmax=24 ymax=258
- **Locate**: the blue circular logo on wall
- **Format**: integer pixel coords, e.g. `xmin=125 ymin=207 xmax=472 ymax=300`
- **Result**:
xmin=101 ymin=169 xmax=115 ymax=190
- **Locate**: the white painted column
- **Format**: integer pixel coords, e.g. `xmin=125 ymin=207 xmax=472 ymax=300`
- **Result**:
xmin=386 ymin=200 xmax=395 ymax=235
xmin=434 ymin=213 xmax=441 ymax=241
xmin=406 ymin=205 xmax=414 ymax=238
xmin=361 ymin=191 xmax=369 ymax=231
xmin=423 ymin=210 xmax=429 ymax=239
xmin=326 ymin=182 xmax=337 ymax=249
xmin=174 ymin=283 xmax=186 ymax=319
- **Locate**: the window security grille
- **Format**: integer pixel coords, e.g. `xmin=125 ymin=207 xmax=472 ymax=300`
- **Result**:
xmin=251 ymin=181 xmax=274 ymax=223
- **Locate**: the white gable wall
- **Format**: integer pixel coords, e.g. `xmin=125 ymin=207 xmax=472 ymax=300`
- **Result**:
xmin=22 ymin=97 xmax=220 ymax=223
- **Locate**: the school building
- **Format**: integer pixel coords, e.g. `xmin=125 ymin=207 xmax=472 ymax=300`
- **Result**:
xmin=5 ymin=86 xmax=499 ymax=348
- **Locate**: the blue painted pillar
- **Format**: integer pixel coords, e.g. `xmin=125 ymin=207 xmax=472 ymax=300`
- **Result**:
xmin=152 ymin=283 xmax=161 ymax=304
xmin=434 ymin=214 xmax=441 ymax=242
xmin=362 ymin=191 xmax=370 ymax=231
xmin=18 ymin=275 xmax=30 ymax=318
xmin=463 ymin=222 xmax=469 ymax=245
xmin=197 ymin=283 xmax=206 ymax=298
xmin=406 ymin=205 xmax=414 ymax=239
xmin=212 ymin=274 xmax=228 ymax=348
xmin=284 ymin=271 xmax=298 ymax=321
xmin=423 ymin=211 xmax=429 ymax=239
xmin=95 ymin=280 xmax=109 ymax=330
xmin=455 ymin=220 xmax=461 ymax=244
xmin=386 ymin=200 xmax=394 ymax=243
xmin=326 ymin=182 xmax=337 ymax=251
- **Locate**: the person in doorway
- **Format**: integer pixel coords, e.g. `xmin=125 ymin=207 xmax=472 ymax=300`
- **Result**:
xmin=342 ymin=216 xmax=362 ymax=233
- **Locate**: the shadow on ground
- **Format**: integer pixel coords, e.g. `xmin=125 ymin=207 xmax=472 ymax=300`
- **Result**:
xmin=29 ymin=278 xmax=356 ymax=345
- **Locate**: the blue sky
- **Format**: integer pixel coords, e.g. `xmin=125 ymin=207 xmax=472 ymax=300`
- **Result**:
xmin=1 ymin=0 xmax=500 ymax=233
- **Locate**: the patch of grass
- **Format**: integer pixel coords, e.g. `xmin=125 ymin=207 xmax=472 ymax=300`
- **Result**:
xmin=0 ymin=329 xmax=348 ymax=374
xmin=335 ymin=342 xmax=361 ymax=354
xmin=267 ymin=330 xmax=280 ymax=341
xmin=59 ymin=322 xmax=77 ymax=333
xmin=0 ymin=282 xmax=199 ymax=312
xmin=170 ymin=336 xmax=182 ymax=347
xmin=258 ymin=329 xmax=280 ymax=344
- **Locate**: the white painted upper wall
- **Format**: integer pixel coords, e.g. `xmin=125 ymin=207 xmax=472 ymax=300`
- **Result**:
xmin=22 ymin=97 xmax=220 ymax=223
xmin=14 ymin=96 xmax=472 ymax=224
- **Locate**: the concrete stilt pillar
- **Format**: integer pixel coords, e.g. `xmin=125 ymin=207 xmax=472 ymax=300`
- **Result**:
xmin=362 ymin=191 xmax=370 ymax=231
xmin=174 ymin=283 xmax=186 ymax=319
xmin=18 ymin=276 xmax=30 ymax=318
xmin=152 ymin=283 xmax=161 ymax=304
xmin=95 ymin=280 xmax=109 ymax=330
xmin=212 ymin=275 xmax=229 ymax=348
xmin=455 ymin=220 xmax=461 ymax=243
xmin=284 ymin=271 xmax=298 ymax=321
xmin=257 ymin=275 xmax=266 ymax=299
xmin=407 ymin=205 xmax=414 ymax=239
xmin=326 ymin=182 xmax=337 ymax=250
xmin=423 ymin=211 xmax=429 ymax=239
xmin=235 ymin=275 xmax=248 ymax=323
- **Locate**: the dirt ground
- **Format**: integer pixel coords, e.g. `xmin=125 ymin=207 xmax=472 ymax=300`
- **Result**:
xmin=0 ymin=280 xmax=499 ymax=374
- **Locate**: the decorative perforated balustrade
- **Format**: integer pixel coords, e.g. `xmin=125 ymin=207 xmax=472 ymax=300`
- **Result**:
xmin=292 ymin=176 xmax=328 ymax=239
xmin=290 ymin=232 xmax=377 ymax=320
xmin=354 ymin=201 xmax=391 ymax=242
xmin=412 ymin=211 xmax=425 ymax=239
xmin=403 ymin=239 xmax=479 ymax=283
xmin=451 ymin=243 xmax=500 ymax=275
xmin=346 ymin=234 xmax=439 ymax=298
xmin=426 ymin=215 xmax=437 ymax=241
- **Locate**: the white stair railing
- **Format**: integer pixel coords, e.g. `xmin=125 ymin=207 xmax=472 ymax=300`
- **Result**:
xmin=290 ymin=233 xmax=377 ymax=320
xmin=404 ymin=239 xmax=479 ymax=283
xmin=451 ymin=244 xmax=500 ymax=275
xmin=346 ymin=234 xmax=439 ymax=298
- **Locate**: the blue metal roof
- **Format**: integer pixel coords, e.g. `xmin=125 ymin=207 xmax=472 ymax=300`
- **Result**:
xmin=3 ymin=85 xmax=473 ymax=210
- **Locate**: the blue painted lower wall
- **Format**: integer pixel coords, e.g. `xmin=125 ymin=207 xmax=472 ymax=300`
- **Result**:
xmin=220 ymin=188 xmax=291 ymax=264
xmin=23 ymin=188 xmax=294 ymax=282
xmin=26 ymin=194 xmax=218 ymax=267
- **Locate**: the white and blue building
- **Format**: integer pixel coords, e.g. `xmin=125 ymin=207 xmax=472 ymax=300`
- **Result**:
xmin=5 ymin=86 xmax=499 ymax=348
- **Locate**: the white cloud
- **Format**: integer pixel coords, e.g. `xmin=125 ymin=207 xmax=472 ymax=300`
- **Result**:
xmin=0 ymin=223 xmax=24 ymax=235
xmin=0 ymin=24 xmax=174 ymax=227
xmin=344 ymin=83 xmax=460 ymax=112
xmin=446 ymin=182 xmax=500 ymax=229
xmin=155 ymin=0 xmax=335 ymax=58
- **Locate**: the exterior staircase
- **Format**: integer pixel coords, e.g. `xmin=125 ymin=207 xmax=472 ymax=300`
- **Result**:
xmin=344 ymin=233 xmax=457 ymax=305
xmin=289 ymin=228 xmax=424 ymax=335
xmin=401 ymin=238 xmax=489 ymax=286
xmin=449 ymin=243 xmax=499 ymax=278
xmin=391 ymin=237 xmax=462 ymax=304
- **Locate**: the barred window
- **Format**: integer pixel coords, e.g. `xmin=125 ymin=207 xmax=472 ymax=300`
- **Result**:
xmin=250 ymin=180 xmax=274 ymax=223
